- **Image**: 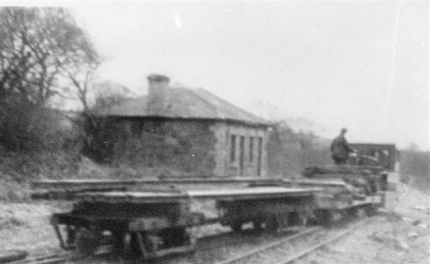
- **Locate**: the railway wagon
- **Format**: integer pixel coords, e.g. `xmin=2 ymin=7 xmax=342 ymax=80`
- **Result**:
xmin=50 ymin=189 xmax=202 ymax=259
xmin=31 ymin=142 xmax=399 ymax=260
xmin=215 ymin=187 xmax=318 ymax=232
xmin=33 ymin=183 xmax=319 ymax=260
xmin=292 ymin=143 xmax=400 ymax=222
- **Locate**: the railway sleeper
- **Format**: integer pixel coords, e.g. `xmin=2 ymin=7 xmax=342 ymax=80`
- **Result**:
xmin=51 ymin=214 xmax=197 ymax=260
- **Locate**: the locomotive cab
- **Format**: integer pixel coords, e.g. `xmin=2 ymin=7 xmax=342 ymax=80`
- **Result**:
xmin=299 ymin=143 xmax=400 ymax=223
xmin=348 ymin=143 xmax=400 ymax=209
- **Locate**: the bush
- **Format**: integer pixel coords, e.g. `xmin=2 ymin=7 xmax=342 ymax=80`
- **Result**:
xmin=0 ymin=105 xmax=83 ymax=182
xmin=0 ymin=101 xmax=75 ymax=152
xmin=400 ymin=149 xmax=430 ymax=192
xmin=267 ymin=121 xmax=332 ymax=177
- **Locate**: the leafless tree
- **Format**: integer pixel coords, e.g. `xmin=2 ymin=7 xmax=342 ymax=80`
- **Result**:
xmin=0 ymin=7 xmax=99 ymax=105
xmin=0 ymin=7 xmax=100 ymax=150
xmin=90 ymin=81 xmax=135 ymax=112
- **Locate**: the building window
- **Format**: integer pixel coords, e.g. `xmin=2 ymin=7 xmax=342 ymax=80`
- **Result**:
xmin=249 ymin=137 xmax=254 ymax=163
xmin=257 ymin=137 xmax=263 ymax=176
xmin=230 ymin=135 xmax=236 ymax=163
xmin=239 ymin=136 xmax=245 ymax=176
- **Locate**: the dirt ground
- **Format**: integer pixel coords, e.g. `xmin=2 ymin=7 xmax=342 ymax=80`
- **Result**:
xmin=296 ymin=185 xmax=430 ymax=264
xmin=0 ymin=184 xmax=429 ymax=263
xmin=0 ymin=201 xmax=68 ymax=257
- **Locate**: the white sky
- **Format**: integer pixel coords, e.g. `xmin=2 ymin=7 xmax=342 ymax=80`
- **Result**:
xmin=4 ymin=1 xmax=429 ymax=150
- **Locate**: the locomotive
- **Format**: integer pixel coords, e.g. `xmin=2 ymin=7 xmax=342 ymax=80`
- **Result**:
xmin=31 ymin=143 xmax=399 ymax=261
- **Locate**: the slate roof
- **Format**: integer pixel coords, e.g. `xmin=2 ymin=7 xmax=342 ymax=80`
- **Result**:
xmin=98 ymin=87 xmax=268 ymax=126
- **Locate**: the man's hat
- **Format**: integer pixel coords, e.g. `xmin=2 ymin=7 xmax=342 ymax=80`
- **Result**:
xmin=341 ymin=128 xmax=347 ymax=133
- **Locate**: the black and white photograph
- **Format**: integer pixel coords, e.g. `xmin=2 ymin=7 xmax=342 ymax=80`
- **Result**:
xmin=0 ymin=1 xmax=428 ymax=264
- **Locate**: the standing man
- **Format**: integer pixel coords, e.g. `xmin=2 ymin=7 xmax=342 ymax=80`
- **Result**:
xmin=330 ymin=128 xmax=354 ymax=165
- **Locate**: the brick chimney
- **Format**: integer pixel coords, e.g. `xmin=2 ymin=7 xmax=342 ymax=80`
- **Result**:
xmin=147 ymin=74 xmax=170 ymax=115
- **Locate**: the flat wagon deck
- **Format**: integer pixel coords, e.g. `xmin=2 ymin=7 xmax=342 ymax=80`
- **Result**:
xmin=30 ymin=143 xmax=400 ymax=261
xmin=77 ymin=187 xmax=317 ymax=203
xmin=43 ymin=182 xmax=319 ymax=260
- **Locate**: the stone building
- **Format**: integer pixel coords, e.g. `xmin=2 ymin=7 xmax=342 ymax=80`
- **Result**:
xmin=92 ymin=74 xmax=270 ymax=177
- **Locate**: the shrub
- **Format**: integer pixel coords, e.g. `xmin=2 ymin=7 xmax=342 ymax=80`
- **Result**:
xmin=400 ymin=149 xmax=430 ymax=192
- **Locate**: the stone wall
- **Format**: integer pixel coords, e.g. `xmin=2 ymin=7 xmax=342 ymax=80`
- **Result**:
xmin=85 ymin=116 xmax=269 ymax=177
xmin=112 ymin=118 xmax=217 ymax=176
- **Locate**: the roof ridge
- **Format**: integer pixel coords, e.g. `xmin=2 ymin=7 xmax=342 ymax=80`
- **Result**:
xmin=99 ymin=86 xmax=268 ymax=125
xmin=194 ymin=88 xmax=264 ymax=121
xmin=186 ymin=88 xmax=221 ymax=117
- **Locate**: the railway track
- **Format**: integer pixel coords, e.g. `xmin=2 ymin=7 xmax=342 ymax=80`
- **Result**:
xmin=10 ymin=250 xmax=114 ymax=264
xmin=8 ymin=217 xmax=371 ymax=264
xmin=214 ymin=226 xmax=322 ymax=264
xmin=9 ymin=253 xmax=71 ymax=264
xmin=215 ymin=217 xmax=371 ymax=264
xmin=7 ymin=230 xmax=234 ymax=264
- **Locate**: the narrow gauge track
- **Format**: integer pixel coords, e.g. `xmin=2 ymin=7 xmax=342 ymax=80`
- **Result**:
xmin=214 ymin=217 xmax=371 ymax=264
xmin=9 ymin=253 xmax=71 ymax=264
xmin=11 ymin=218 xmax=370 ymax=264
xmin=10 ymin=250 xmax=114 ymax=264
xmin=156 ymin=226 xmax=321 ymax=264
xmin=7 ymin=231 xmax=234 ymax=264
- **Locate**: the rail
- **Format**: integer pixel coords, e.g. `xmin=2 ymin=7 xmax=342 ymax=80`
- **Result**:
xmin=215 ymin=226 xmax=323 ymax=264
xmin=275 ymin=218 xmax=370 ymax=264
xmin=8 ymin=253 xmax=70 ymax=264
xmin=215 ymin=218 xmax=370 ymax=264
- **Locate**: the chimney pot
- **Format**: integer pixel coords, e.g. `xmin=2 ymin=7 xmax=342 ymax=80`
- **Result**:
xmin=147 ymin=74 xmax=170 ymax=83
xmin=147 ymin=74 xmax=170 ymax=115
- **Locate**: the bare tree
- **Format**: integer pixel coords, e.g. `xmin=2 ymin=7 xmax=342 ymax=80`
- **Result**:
xmin=0 ymin=7 xmax=100 ymax=150
xmin=79 ymin=80 xmax=135 ymax=162
xmin=60 ymin=42 xmax=102 ymax=112
xmin=91 ymin=81 xmax=135 ymax=111
xmin=0 ymin=7 xmax=99 ymax=105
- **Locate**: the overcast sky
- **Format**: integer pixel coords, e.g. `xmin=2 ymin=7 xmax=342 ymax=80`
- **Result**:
xmin=8 ymin=1 xmax=429 ymax=149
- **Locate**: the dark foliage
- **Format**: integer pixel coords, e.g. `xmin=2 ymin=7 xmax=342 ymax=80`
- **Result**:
xmin=82 ymin=116 xmax=217 ymax=175
xmin=0 ymin=7 xmax=98 ymax=152
xmin=400 ymin=149 xmax=430 ymax=191
xmin=81 ymin=115 xmax=119 ymax=163
xmin=267 ymin=121 xmax=332 ymax=177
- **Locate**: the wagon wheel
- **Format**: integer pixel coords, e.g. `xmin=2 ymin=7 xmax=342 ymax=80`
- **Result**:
xmin=129 ymin=232 xmax=142 ymax=256
xmin=278 ymin=214 xmax=289 ymax=229
xmin=298 ymin=212 xmax=309 ymax=227
xmin=66 ymin=225 xmax=77 ymax=245
xmin=111 ymin=230 xmax=126 ymax=254
xmin=161 ymin=227 xmax=194 ymax=248
xmin=284 ymin=214 xmax=290 ymax=228
xmin=252 ymin=218 xmax=263 ymax=232
xmin=355 ymin=207 xmax=367 ymax=219
xmin=315 ymin=210 xmax=333 ymax=226
xmin=266 ymin=216 xmax=279 ymax=232
xmin=231 ymin=221 xmax=243 ymax=233
xmin=74 ymin=228 xmax=102 ymax=257
xmin=129 ymin=232 xmax=160 ymax=260
xmin=325 ymin=210 xmax=337 ymax=225
xmin=365 ymin=204 xmax=378 ymax=216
